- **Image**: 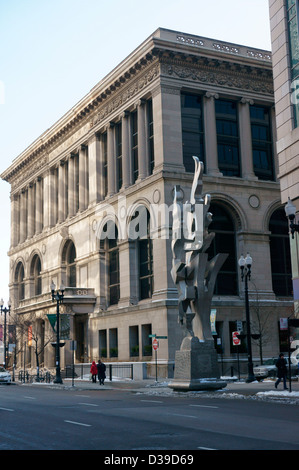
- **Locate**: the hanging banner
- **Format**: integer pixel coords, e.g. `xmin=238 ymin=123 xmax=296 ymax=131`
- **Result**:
xmin=210 ymin=309 xmax=217 ymax=335
xmin=28 ymin=326 xmax=32 ymax=346
xmin=47 ymin=314 xmax=70 ymax=340
xmin=9 ymin=325 xmax=16 ymax=344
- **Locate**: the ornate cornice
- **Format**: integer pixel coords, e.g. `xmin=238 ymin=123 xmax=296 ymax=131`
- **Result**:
xmin=1 ymin=29 xmax=273 ymax=185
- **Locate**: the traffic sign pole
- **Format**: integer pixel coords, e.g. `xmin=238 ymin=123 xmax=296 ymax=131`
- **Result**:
xmin=148 ymin=334 xmax=167 ymax=383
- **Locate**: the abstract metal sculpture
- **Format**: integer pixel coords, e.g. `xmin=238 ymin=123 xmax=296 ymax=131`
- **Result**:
xmin=171 ymin=156 xmax=227 ymax=342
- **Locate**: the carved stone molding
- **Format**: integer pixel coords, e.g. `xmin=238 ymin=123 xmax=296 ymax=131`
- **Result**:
xmin=89 ymin=63 xmax=160 ymax=128
xmin=161 ymin=63 xmax=273 ymax=95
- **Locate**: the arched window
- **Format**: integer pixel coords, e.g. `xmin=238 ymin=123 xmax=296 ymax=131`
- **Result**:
xmin=15 ymin=262 xmax=25 ymax=302
xmin=62 ymin=241 xmax=77 ymax=287
xmin=269 ymin=208 xmax=292 ymax=296
xmin=130 ymin=206 xmax=153 ymax=300
xmin=206 ymin=203 xmax=238 ymax=295
xmin=31 ymin=255 xmax=42 ymax=296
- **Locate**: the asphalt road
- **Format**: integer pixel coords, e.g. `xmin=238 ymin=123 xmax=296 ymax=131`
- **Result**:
xmin=0 ymin=383 xmax=299 ymax=453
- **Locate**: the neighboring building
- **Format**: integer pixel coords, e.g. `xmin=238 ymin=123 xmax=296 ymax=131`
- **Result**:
xmin=1 ymin=28 xmax=293 ymax=376
xmin=269 ymin=0 xmax=299 ymax=312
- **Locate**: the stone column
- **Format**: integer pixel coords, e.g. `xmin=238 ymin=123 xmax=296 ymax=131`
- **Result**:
xmin=43 ymin=171 xmax=51 ymax=228
xmin=152 ymin=85 xmax=185 ymax=173
xmin=203 ymin=92 xmax=222 ymax=176
xmin=10 ymin=194 xmax=19 ymax=247
xmin=58 ymin=161 xmax=66 ymax=223
xmin=88 ymin=133 xmax=101 ymax=206
xmin=79 ymin=146 xmax=85 ymax=211
xmin=137 ymin=99 xmax=148 ymax=181
xmin=84 ymin=145 xmax=89 ymax=208
xmin=107 ymin=122 xmax=116 ymax=197
xmin=121 ymin=111 xmax=130 ymax=189
xmin=68 ymin=155 xmax=75 ymax=217
xmin=271 ymin=106 xmax=278 ymax=181
xmin=35 ymin=177 xmax=43 ymax=234
xmin=239 ymin=98 xmax=257 ymax=180
xmin=19 ymin=189 xmax=27 ymax=243
xmin=49 ymin=167 xmax=58 ymax=227
xmin=27 ymin=183 xmax=35 ymax=238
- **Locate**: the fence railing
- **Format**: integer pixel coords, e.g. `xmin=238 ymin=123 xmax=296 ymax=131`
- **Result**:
xmin=64 ymin=363 xmax=134 ymax=381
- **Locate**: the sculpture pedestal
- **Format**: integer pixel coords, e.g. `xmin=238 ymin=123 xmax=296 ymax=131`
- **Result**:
xmin=169 ymin=337 xmax=227 ymax=391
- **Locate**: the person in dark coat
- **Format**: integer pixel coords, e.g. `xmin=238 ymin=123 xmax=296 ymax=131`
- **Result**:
xmin=275 ymin=353 xmax=288 ymax=390
xmin=90 ymin=361 xmax=97 ymax=383
xmin=97 ymin=359 xmax=106 ymax=385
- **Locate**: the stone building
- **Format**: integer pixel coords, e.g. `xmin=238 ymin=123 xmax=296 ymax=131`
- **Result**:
xmin=1 ymin=28 xmax=293 ymax=376
xmin=269 ymin=0 xmax=299 ymax=312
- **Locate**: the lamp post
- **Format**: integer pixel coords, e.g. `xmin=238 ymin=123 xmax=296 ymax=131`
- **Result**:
xmin=0 ymin=299 xmax=11 ymax=369
xmin=285 ymin=197 xmax=299 ymax=238
xmin=50 ymin=281 xmax=65 ymax=384
xmin=238 ymin=254 xmax=255 ymax=382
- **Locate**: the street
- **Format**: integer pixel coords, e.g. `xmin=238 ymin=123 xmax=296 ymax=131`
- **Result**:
xmin=0 ymin=382 xmax=299 ymax=453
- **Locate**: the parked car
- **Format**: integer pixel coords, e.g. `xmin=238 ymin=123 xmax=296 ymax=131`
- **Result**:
xmin=0 ymin=367 xmax=11 ymax=384
xmin=253 ymin=357 xmax=299 ymax=380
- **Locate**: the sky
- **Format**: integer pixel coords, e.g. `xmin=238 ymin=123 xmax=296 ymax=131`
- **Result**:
xmin=0 ymin=0 xmax=272 ymax=303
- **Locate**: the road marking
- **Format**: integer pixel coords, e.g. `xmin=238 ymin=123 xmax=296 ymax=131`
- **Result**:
xmin=169 ymin=413 xmax=197 ymax=419
xmin=140 ymin=400 xmax=164 ymax=403
xmin=198 ymin=446 xmax=217 ymax=450
xmin=24 ymin=396 xmax=36 ymax=400
xmin=0 ymin=407 xmax=14 ymax=412
xmin=64 ymin=420 xmax=91 ymax=427
xmin=190 ymin=404 xmax=219 ymax=409
xmin=75 ymin=395 xmax=90 ymax=398
xmin=78 ymin=403 xmax=99 ymax=407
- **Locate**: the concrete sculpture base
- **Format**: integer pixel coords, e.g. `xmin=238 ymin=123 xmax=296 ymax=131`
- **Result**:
xmin=169 ymin=336 xmax=227 ymax=392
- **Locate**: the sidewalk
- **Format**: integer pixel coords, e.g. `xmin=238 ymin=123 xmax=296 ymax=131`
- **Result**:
xmin=22 ymin=376 xmax=299 ymax=404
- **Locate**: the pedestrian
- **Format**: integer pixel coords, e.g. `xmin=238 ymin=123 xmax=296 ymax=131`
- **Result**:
xmin=275 ymin=353 xmax=288 ymax=390
xmin=90 ymin=361 xmax=97 ymax=383
xmin=97 ymin=359 xmax=106 ymax=385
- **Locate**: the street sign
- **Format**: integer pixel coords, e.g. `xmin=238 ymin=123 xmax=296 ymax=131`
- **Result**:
xmin=232 ymin=331 xmax=241 ymax=346
xmin=152 ymin=338 xmax=159 ymax=350
xmin=156 ymin=336 xmax=167 ymax=339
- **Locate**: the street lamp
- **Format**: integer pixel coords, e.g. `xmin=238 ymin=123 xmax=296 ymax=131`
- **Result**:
xmin=238 ymin=253 xmax=256 ymax=383
xmin=285 ymin=197 xmax=299 ymax=239
xmin=50 ymin=281 xmax=65 ymax=384
xmin=0 ymin=299 xmax=11 ymax=369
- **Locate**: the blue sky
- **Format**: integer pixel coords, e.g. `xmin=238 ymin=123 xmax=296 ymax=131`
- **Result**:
xmin=0 ymin=0 xmax=272 ymax=302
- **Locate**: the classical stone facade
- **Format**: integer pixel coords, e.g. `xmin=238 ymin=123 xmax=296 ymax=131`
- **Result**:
xmin=1 ymin=28 xmax=293 ymax=376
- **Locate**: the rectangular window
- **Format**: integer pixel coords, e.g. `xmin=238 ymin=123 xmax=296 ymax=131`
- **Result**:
xmin=115 ymin=122 xmax=122 ymax=191
xmin=129 ymin=325 xmax=139 ymax=357
xmin=141 ymin=324 xmax=152 ymax=356
xmin=148 ymin=99 xmax=155 ymax=175
xmin=139 ymin=238 xmax=153 ymax=300
xmin=250 ymin=105 xmax=274 ymax=181
xmin=109 ymin=328 xmax=118 ymax=358
xmin=108 ymin=247 xmax=120 ymax=306
xmin=216 ymin=100 xmax=240 ymax=177
xmin=99 ymin=329 xmax=107 ymax=358
xmin=181 ymin=92 xmax=205 ymax=172
xmin=131 ymin=111 xmax=138 ymax=182
xmin=102 ymin=132 xmax=108 ymax=197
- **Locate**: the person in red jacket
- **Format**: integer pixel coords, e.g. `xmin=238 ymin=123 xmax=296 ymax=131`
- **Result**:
xmin=90 ymin=361 xmax=97 ymax=383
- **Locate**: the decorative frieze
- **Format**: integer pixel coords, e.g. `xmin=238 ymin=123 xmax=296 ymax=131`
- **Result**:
xmin=161 ymin=63 xmax=273 ymax=95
